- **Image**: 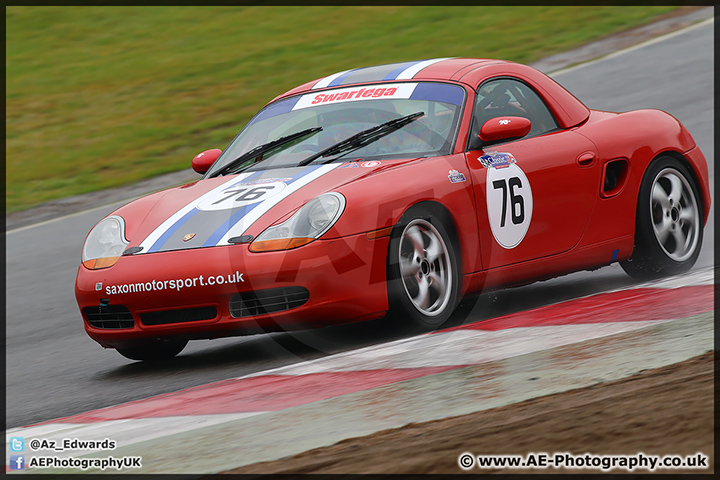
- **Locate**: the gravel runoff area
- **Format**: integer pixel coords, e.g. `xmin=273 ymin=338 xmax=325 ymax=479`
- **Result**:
xmin=219 ymin=352 xmax=714 ymax=475
xmin=5 ymin=6 xmax=712 ymax=232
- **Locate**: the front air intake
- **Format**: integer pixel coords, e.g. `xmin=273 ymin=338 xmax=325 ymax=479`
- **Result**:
xmin=140 ymin=306 xmax=218 ymax=326
xmin=83 ymin=305 xmax=134 ymax=329
xmin=229 ymin=287 xmax=310 ymax=318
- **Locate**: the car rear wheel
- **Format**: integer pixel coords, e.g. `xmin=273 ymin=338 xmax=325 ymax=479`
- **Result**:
xmin=387 ymin=207 xmax=461 ymax=329
xmin=116 ymin=339 xmax=188 ymax=362
xmin=621 ymin=157 xmax=703 ymax=280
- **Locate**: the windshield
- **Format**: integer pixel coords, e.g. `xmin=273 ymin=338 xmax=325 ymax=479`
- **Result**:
xmin=205 ymin=82 xmax=465 ymax=176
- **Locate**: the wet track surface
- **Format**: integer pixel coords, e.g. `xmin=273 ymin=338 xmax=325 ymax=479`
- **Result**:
xmin=5 ymin=18 xmax=713 ymax=429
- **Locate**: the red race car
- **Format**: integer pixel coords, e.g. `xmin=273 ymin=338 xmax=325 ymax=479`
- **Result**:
xmin=75 ymin=58 xmax=711 ymax=361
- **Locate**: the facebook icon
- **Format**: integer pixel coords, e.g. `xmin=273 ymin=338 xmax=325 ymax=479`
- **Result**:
xmin=10 ymin=455 xmax=25 ymax=470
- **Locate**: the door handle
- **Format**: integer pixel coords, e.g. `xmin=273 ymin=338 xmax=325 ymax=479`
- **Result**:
xmin=576 ymin=151 xmax=595 ymax=167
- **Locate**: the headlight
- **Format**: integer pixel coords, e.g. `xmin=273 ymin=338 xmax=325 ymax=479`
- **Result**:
xmin=82 ymin=215 xmax=129 ymax=269
xmin=250 ymin=192 xmax=346 ymax=252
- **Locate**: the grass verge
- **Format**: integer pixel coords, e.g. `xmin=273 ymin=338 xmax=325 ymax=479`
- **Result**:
xmin=7 ymin=6 xmax=677 ymax=212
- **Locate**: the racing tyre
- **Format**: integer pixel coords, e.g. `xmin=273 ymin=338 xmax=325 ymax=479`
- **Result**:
xmin=387 ymin=207 xmax=461 ymax=329
xmin=621 ymin=157 xmax=703 ymax=280
xmin=116 ymin=339 xmax=188 ymax=362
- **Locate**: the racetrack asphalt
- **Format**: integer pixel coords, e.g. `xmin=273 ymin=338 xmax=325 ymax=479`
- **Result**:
xmin=4 ymin=5 xmax=714 ymax=453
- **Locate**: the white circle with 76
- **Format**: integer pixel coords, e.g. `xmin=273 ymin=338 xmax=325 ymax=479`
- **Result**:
xmin=197 ymin=181 xmax=287 ymax=211
xmin=486 ymin=163 xmax=533 ymax=249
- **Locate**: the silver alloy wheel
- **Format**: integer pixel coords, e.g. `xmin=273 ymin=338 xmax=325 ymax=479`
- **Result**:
xmin=650 ymin=167 xmax=700 ymax=262
xmin=398 ymin=219 xmax=453 ymax=317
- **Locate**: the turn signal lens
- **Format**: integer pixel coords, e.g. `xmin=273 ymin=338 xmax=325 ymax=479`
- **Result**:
xmin=366 ymin=226 xmax=393 ymax=239
xmin=82 ymin=256 xmax=122 ymax=269
xmin=249 ymin=237 xmax=314 ymax=253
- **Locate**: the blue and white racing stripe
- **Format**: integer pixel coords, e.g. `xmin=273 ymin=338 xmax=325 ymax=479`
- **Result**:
xmin=311 ymin=58 xmax=453 ymax=90
xmin=394 ymin=58 xmax=453 ymax=80
xmin=312 ymin=68 xmax=356 ymax=90
xmin=137 ymin=164 xmax=342 ymax=253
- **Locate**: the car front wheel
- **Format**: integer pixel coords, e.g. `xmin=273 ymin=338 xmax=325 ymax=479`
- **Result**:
xmin=387 ymin=207 xmax=460 ymax=328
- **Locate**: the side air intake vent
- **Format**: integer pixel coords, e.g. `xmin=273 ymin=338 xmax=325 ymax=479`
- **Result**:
xmin=602 ymin=159 xmax=629 ymax=198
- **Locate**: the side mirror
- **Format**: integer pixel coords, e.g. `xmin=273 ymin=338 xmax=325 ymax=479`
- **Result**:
xmin=479 ymin=116 xmax=532 ymax=144
xmin=192 ymin=149 xmax=222 ymax=174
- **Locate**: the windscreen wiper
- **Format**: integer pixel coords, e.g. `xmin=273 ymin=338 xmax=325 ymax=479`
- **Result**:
xmin=297 ymin=111 xmax=424 ymax=167
xmin=209 ymin=127 xmax=323 ymax=177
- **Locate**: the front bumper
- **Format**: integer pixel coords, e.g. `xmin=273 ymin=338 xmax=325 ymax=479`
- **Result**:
xmin=75 ymin=233 xmax=390 ymax=348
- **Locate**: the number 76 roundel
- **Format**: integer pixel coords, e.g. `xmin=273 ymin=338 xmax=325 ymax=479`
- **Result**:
xmin=485 ymin=157 xmax=533 ymax=249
